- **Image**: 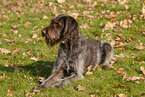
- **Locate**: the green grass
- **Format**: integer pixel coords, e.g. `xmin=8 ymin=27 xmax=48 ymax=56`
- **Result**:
xmin=0 ymin=0 xmax=145 ymax=96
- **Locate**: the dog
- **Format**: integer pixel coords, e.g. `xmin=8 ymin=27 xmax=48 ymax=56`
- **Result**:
xmin=34 ymin=14 xmax=114 ymax=90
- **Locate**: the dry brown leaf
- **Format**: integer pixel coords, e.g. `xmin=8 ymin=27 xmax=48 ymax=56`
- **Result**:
xmin=132 ymin=45 xmax=144 ymax=50
xmin=118 ymin=0 xmax=127 ymax=4
xmin=25 ymin=39 xmax=32 ymax=43
xmin=4 ymin=39 xmax=14 ymax=42
xmin=86 ymin=65 xmax=93 ymax=75
xmin=33 ymin=89 xmax=40 ymax=92
xmin=6 ymin=93 xmax=12 ymax=96
xmin=70 ymin=13 xmax=80 ymax=19
xmin=124 ymin=4 xmax=129 ymax=10
xmin=135 ymin=81 xmax=140 ymax=84
xmin=57 ymin=0 xmax=65 ymax=3
xmin=5 ymin=64 xmax=9 ymax=67
xmin=32 ymin=34 xmax=38 ymax=39
xmin=113 ymin=26 xmax=122 ymax=32
xmin=120 ymin=19 xmax=129 ymax=28
xmin=24 ymin=22 xmax=31 ymax=28
xmin=117 ymin=68 xmax=124 ymax=73
xmin=76 ymin=85 xmax=85 ymax=91
xmin=10 ymin=88 xmax=17 ymax=92
xmin=91 ymin=94 xmax=97 ymax=97
xmin=127 ymin=76 xmax=144 ymax=81
xmin=140 ymin=66 xmax=145 ymax=75
xmin=118 ymin=94 xmax=127 ymax=97
xmin=12 ymin=24 xmax=20 ymax=29
xmin=11 ymin=29 xmax=18 ymax=34
xmin=142 ymin=3 xmax=145 ymax=17
xmin=30 ymin=57 xmax=39 ymax=61
xmin=0 ymin=48 xmax=11 ymax=54
xmin=102 ymin=22 xmax=116 ymax=32
xmin=43 ymin=15 xmax=48 ymax=19
xmin=114 ymin=53 xmax=125 ymax=58
xmin=122 ymin=72 xmax=127 ymax=80
xmin=80 ymin=23 xmax=92 ymax=29
xmin=97 ymin=66 xmax=102 ymax=71
xmin=39 ymin=77 xmax=45 ymax=82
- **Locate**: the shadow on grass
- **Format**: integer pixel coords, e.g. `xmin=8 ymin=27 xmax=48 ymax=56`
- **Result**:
xmin=0 ymin=61 xmax=54 ymax=78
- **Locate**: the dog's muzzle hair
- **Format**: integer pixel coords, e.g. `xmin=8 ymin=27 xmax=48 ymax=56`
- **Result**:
xmin=34 ymin=14 xmax=114 ymax=90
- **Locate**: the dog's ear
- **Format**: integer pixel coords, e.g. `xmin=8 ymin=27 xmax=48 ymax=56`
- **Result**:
xmin=63 ymin=17 xmax=79 ymax=38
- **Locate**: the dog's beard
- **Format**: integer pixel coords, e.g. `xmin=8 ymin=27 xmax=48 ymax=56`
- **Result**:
xmin=45 ymin=35 xmax=61 ymax=46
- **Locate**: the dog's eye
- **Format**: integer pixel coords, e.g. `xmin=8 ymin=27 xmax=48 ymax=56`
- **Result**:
xmin=54 ymin=22 xmax=62 ymax=27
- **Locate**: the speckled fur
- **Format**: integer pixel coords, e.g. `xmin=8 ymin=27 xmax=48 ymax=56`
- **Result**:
xmin=34 ymin=15 xmax=114 ymax=90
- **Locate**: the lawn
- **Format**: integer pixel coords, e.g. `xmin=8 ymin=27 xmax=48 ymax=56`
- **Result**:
xmin=0 ymin=0 xmax=145 ymax=97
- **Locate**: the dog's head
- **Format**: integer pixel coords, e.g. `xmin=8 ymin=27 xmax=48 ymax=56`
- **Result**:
xmin=41 ymin=14 xmax=79 ymax=46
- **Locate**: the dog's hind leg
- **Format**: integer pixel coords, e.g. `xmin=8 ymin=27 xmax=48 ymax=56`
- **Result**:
xmin=100 ymin=42 xmax=114 ymax=69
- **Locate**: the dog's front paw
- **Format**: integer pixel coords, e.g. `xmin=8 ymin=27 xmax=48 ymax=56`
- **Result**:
xmin=34 ymin=85 xmax=46 ymax=90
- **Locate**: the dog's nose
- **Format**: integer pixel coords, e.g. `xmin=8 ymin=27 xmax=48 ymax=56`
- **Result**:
xmin=41 ymin=29 xmax=46 ymax=37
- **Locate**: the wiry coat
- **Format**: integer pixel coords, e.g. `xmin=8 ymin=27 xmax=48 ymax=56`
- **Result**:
xmin=34 ymin=15 xmax=114 ymax=90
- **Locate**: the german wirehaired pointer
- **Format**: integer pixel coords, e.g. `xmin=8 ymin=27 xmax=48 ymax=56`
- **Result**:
xmin=34 ymin=14 xmax=114 ymax=90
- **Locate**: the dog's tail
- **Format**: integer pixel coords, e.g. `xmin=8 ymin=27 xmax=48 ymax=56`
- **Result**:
xmin=99 ymin=41 xmax=114 ymax=69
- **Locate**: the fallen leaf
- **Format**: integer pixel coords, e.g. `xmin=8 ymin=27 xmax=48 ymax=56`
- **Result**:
xmin=105 ymin=21 xmax=116 ymax=30
xmin=142 ymin=3 xmax=145 ymax=17
xmin=39 ymin=77 xmax=45 ymax=82
xmin=43 ymin=15 xmax=48 ymax=19
xmin=30 ymin=57 xmax=39 ymax=61
xmin=4 ymin=39 xmax=14 ymax=42
xmin=118 ymin=94 xmax=127 ymax=97
xmin=18 ymin=34 xmax=21 ymax=38
xmin=122 ymin=72 xmax=127 ymax=80
xmin=127 ymin=76 xmax=144 ymax=81
xmin=132 ymin=45 xmax=144 ymax=50
xmin=117 ymin=68 xmax=124 ymax=73
xmin=140 ymin=66 xmax=145 ymax=75
xmin=113 ymin=84 xmax=126 ymax=88
xmin=57 ymin=0 xmax=65 ymax=3
xmin=124 ymin=4 xmax=129 ymax=10
xmin=12 ymin=24 xmax=20 ymax=29
xmin=11 ymin=29 xmax=18 ymax=34
xmin=118 ymin=0 xmax=127 ymax=4
xmin=113 ymin=26 xmax=122 ymax=32
xmin=32 ymin=34 xmax=38 ymax=39
xmin=97 ymin=66 xmax=102 ymax=71
xmin=33 ymin=89 xmax=40 ymax=92
xmin=91 ymin=94 xmax=96 ymax=97
xmin=135 ymin=81 xmax=140 ymax=84
xmin=120 ymin=19 xmax=129 ymax=28
xmin=86 ymin=65 xmax=93 ymax=75
xmin=102 ymin=21 xmax=116 ymax=32
xmin=25 ymin=39 xmax=32 ymax=43
xmin=76 ymin=85 xmax=85 ymax=91
xmin=6 ymin=93 xmax=12 ymax=96
xmin=24 ymin=22 xmax=31 ymax=28
xmin=70 ymin=13 xmax=80 ymax=19
xmin=5 ymin=64 xmax=9 ymax=67
xmin=80 ymin=23 xmax=92 ymax=29
xmin=10 ymin=88 xmax=17 ymax=92
xmin=0 ymin=48 xmax=11 ymax=54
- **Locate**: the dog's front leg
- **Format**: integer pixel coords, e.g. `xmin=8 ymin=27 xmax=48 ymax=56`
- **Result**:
xmin=34 ymin=69 xmax=63 ymax=90
xmin=52 ymin=73 xmax=84 ymax=88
